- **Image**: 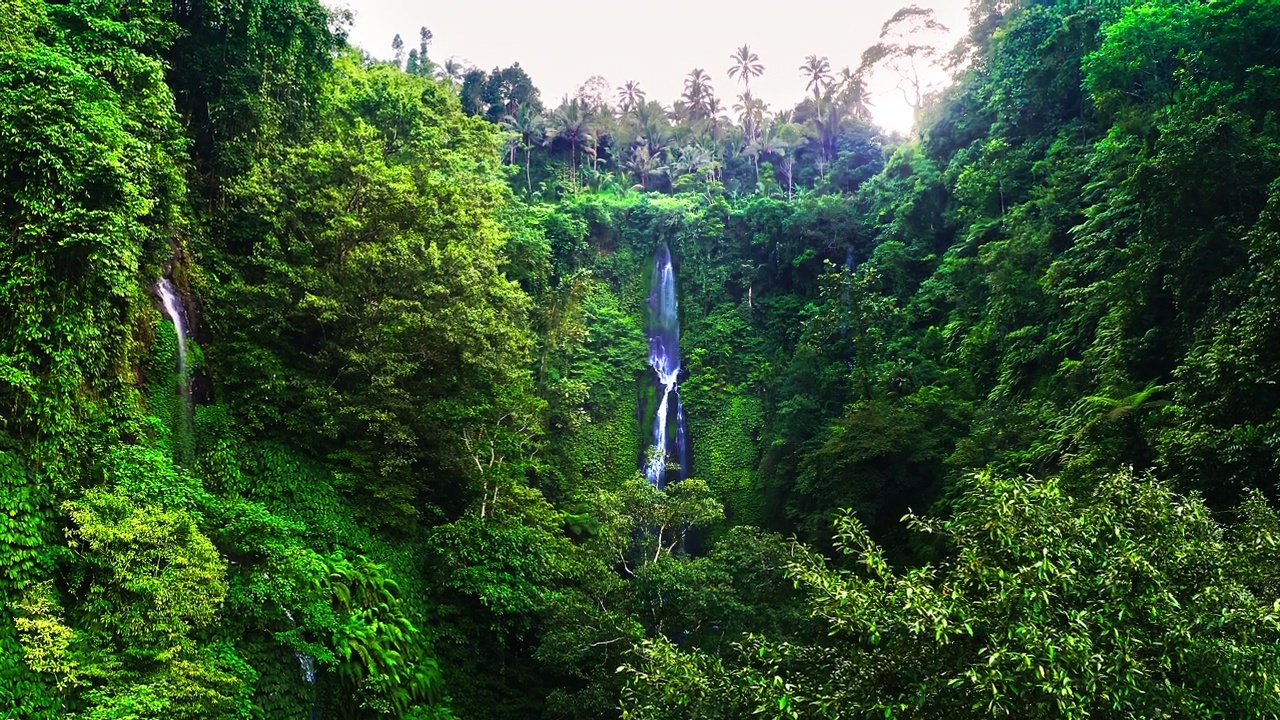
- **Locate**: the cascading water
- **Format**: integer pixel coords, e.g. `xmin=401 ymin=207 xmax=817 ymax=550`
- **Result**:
xmin=282 ymin=607 xmax=319 ymax=719
xmin=155 ymin=277 xmax=194 ymax=463
xmin=643 ymin=244 xmax=690 ymax=488
xmin=156 ymin=278 xmax=187 ymax=384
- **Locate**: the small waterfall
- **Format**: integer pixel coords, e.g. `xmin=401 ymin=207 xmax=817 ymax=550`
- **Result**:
xmin=298 ymin=653 xmax=317 ymax=684
xmin=156 ymin=278 xmax=188 ymax=383
xmin=155 ymin=277 xmax=193 ymax=463
xmin=643 ymin=244 xmax=690 ymax=488
xmin=283 ymin=607 xmax=319 ymax=719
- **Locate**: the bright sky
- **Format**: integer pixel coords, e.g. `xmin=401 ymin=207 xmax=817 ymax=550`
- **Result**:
xmin=331 ymin=0 xmax=970 ymax=134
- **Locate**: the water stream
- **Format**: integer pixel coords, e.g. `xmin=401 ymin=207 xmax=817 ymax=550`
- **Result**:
xmin=643 ymin=244 xmax=690 ymax=488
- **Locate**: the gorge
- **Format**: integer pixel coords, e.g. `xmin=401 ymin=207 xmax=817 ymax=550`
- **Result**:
xmin=2 ymin=0 xmax=1279 ymax=718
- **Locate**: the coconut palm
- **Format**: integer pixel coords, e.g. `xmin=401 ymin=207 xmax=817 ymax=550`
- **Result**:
xmin=742 ymin=140 xmax=761 ymax=184
xmin=635 ymin=100 xmax=675 ymax=157
xmin=625 ymin=145 xmax=666 ymax=188
xmin=435 ymin=58 xmax=466 ymax=90
xmin=682 ymin=68 xmax=715 ymax=121
xmin=705 ymin=95 xmax=728 ymax=146
xmin=547 ymin=97 xmax=593 ymax=189
xmin=643 ymin=123 xmax=674 ymax=159
xmin=617 ymin=81 xmax=646 ymax=115
xmin=748 ymin=125 xmax=780 ymax=196
xmin=800 ymin=54 xmax=833 ymax=102
xmin=669 ymin=144 xmax=715 ymax=188
xmin=805 ymin=91 xmax=842 ymax=172
xmin=503 ymin=106 xmax=545 ymax=193
xmin=836 ymin=66 xmax=874 ymax=121
xmin=774 ymin=123 xmax=804 ymax=199
xmin=727 ymin=44 xmax=764 ymax=91
xmin=734 ymin=91 xmax=767 ymax=145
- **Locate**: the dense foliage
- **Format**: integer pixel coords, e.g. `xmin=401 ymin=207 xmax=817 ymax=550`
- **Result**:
xmin=3 ymin=0 xmax=1280 ymax=718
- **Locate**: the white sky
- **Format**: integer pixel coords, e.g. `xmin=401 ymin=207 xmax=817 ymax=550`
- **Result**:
xmin=331 ymin=0 xmax=971 ymax=134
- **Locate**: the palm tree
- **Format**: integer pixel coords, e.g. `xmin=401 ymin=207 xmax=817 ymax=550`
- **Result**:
xmin=836 ymin=66 xmax=873 ymax=121
xmin=635 ymin=100 xmax=674 ymax=157
xmin=734 ymin=90 xmax=767 ymax=145
xmin=435 ymin=58 xmax=465 ymax=90
xmin=742 ymin=139 xmax=760 ymax=184
xmin=800 ymin=54 xmax=833 ymax=102
xmin=617 ymin=81 xmax=646 ymax=115
xmin=669 ymin=144 xmax=714 ymax=187
xmin=705 ymin=95 xmax=727 ymax=147
xmin=749 ymin=123 xmax=782 ymax=196
xmin=625 ymin=145 xmax=666 ymax=188
xmin=774 ymin=122 xmax=804 ymax=199
xmin=727 ymin=44 xmax=764 ymax=92
xmin=547 ymin=97 xmax=593 ymax=189
xmin=682 ymin=68 xmax=714 ymax=121
xmin=503 ymin=106 xmax=544 ymax=194
xmin=806 ymin=91 xmax=842 ymax=174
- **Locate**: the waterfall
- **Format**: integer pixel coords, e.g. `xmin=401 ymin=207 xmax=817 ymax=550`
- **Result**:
xmin=298 ymin=653 xmax=317 ymax=684
xmin=283 ymin=607 xmax=319 ymax=719
xmin=643 ymin=244 xmax=690 ymax=488
xmin=155 ymin=277 xmax=193 ymax=463
xmin=156 ymin=278 xmax=187 ymax=383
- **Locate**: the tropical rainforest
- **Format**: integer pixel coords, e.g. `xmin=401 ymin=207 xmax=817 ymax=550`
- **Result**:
xmin=3 ymin=0 xmax=1280 ymax=717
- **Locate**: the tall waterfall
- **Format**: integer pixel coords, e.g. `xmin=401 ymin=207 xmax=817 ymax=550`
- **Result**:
xmin=643 ymin=244 xmax=690 ymax=488
xmin=156 ymin=277 xmax=193 ymax=463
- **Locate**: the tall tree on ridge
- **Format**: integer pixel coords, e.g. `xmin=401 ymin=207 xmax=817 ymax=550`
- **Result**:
xmin=392 ymin=33 xmax=404 ymax=68
xmin=503 ymin=106 xmax=545 ymax=194
xmin=548 ymin=97 xmax=593 ymax=189
xmin=728 ymin=44 xmax=764 ymax=92
xmin=733 ymin=91 xmax=766 ymax=127
xmin=734 ymin=90 xmax=767 ymax=149
xmin=416 ymin=26 xmax=434 ymax=75
xmin=801 ymin=54 xmax=833 ymax=102
xmin=858 ymin=5 xmax=949 ymax=110
xmin=617 ymin=80 xmax=646 ymax=115
xmin=836 ymin=66 xmax=874 ymax=121
xmin=682 ymin=68 xmax=714 ymax=121
xmin=436 ymin=58 xmax=465 ymax=89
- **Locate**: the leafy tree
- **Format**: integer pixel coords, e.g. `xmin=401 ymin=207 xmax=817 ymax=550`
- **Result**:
xmin=166 ymin=0 xmax=344 ymax=186
xmin=205 ymin=52 xmax=531 ymax=528
xmin=625 ymin=470 xmax=1280 ymax=719
xmin=858 ymin=5 xmax=951 ymax=110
